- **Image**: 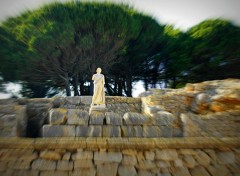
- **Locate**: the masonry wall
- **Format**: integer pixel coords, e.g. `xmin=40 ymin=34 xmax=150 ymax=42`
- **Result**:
xmin=0 ymin=137 xmax=239 ymax=176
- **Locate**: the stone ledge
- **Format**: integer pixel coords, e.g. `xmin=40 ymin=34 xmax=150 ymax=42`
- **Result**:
xmin=0 ymin=137 xmax=239 ymax=150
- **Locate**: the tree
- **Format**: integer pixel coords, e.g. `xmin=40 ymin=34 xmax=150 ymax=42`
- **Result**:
xmin=187 ymin=19 xmax=240 ymax=81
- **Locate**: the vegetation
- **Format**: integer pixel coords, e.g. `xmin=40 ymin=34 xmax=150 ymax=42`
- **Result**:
xmin=0 ymin=2 xmax=239 ymax=97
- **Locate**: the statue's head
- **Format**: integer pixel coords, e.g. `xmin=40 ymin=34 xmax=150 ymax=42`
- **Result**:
xmin=96 ymin=67 xmax=102 ymax=73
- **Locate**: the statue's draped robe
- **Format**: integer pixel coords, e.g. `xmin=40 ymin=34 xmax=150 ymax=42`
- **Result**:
xmin=92 ymin=73 xmax=105 ymax=105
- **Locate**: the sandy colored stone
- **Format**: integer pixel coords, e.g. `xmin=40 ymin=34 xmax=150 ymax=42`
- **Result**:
xmin=174 ymin=168 xmax=191 ymax=176
xmin=75 ymin=125 xmax=102 ymax=137
xmin=207 ymin=164 xmax=230 ymax=176
xmin=41 ymin=125 xmax=75 ymax=137
xmin=62 ymin=152 xmax=71 ymax=160
xmin=31 ymin=159 xmax=56 ymax=171
xmin=190 ymin=166 xmax=210 ymax=176
xmin=183 ymin=155 xmax=196 ymax=168
xmin=143 ymin=126 xmax=161 ymax=137
xmin=94 ymin=151 xmax=122 ymax=163
xmin=123 ymin=112 xmax=151 ymax=125
xmin=121 ymin=155 xmax=137 ymax=165
xmin=174 ymin=158 xmax=183 ymax=167
xmin=103 ymin=126 xmax=121 ymax=137
xmin=40 ymin=171 xmax=68 ymax=176
xmin=40 ymin=150 xmax=61 ymax=160
xmin=74 ymin=160 xmax=94 ymax=168
xmin=10 ymin=160 xmax=31 ymax=170
xmin=217 ymin=151 xmax=235 ymax=164
xmin=118 ymin=165 xmax=137 ymax=176
xmin=156 ymin=161 xmax=171 ymax=168
xmin=67 ymin=110 xmax=89 ymax=125
xmin=194 ymin=150 xmax=211 ymax=167
xmin=137 ymin=160 xmax=156 ymax=170
xmin=96 ymin=163 xmax=118 ymax=176
xmin=105 ymin=112 xmax=123 ymax=125
xmin=122 ymin=149 xmax=137 ymax=156
xmin=144 ymin=151 xmax=155 ymax=161
xmin=155 ymin=149 xmax=178 ymax=160
xmin=138 ymin=170 xmax=154 ymax=176
xmin=72 ymin=151 xmax=93 ymax=160
xmin=70 ymin=168 xmax=96 ymax=176
xmin=89 ymin=111 xmax=105 ymax=125
xmin=57 ymin=160 xmax=73 ymax=171
xmin=121 ymin=126 xmax=143 ymax=137
xmin=49 ymin=108 xmax=67 ymax=125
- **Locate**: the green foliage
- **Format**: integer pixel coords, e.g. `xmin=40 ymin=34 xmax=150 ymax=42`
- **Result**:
xmin=0 ymin=2 xmax=239 ymax=97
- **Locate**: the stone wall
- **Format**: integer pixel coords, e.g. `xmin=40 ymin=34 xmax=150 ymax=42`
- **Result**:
xmin=0 ymin=137 xmax=239 ymax=176
xmin=0 ymin=103 xmax=27 ymax=137
xmin=140 ymin=79 xmax=240 ymax=138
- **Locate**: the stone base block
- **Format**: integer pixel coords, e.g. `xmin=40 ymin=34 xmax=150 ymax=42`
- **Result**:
xmin=121 ymin=126 xmax=143 ymax=137
xmin=103 ymin=126 xmax=121 ymax=137
xmin=76 ymin=126 xmax=102 ymax=137
xmin=41 ymin=125 xmax=75 ymax=137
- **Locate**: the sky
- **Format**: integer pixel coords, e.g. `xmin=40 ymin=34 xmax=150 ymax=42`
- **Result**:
xmin=0 ymin=0 xmax=239 ymax=98
xmin=0 ymin=0 xmax=240 ymax=30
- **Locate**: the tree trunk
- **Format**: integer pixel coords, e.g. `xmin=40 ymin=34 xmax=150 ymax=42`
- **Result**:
xmin=117 ymin=78 xmax=123 ymax=96
xmin=126 ymin=76 xmax=132 ymax=97
xmin=79 ymin=79 xmax=85 ymax=95
xmin=73 ymin=75 xmax=79 ymax=96
xmin=65 ymin=76 xmax=71 ymax=96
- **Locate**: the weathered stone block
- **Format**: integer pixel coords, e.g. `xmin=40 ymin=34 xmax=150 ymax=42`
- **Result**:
xmin=174 ymin=168 xmax=191 ymax=176
xmin=183 ymin=155 xmax=196 ymax=168
xmin=143 ymin=126 xmax=161 ymax=137
xmin=160 ymin=126 xmax=173 ymax=137
xmin=94 ymin=151 xmax=122 ymax=163
xmin=156 ymin=149 xmax=178 ymax=161
xmin=122 ymin=155 xmax=137 ymax=165
xmin=57 ymin=160 xmax=73 ymax=171
xmin=103 ymin=126 xmax=121 ymax=137
xmin=62 ymin=152 xmax=71 ymax=160
xmin=217 ymin=151 xmax=235 ymax=164
xmin=49 ymin=108 xmax=67 ymax=125
xmin=31 ymin=159 xmax=56 ymax=171
xmin=138 ymin=170 xmax=154 ymax=176
xmin=67 ymin=109 xmax=89 ymax=125
xmin=106 ymin=112 xmax=123 ymax=125
xmin=89 ymin=111 xmax=105 ymax=125
xmin=70 ymin=168 xmax=96 ymax=176
xmin=156 ymin=161 xmax=171 ymax=168
xmin=75 ymin=126 xmax=102 ymax=137
xmin=40 ymin=150 xmax=61 ymax=160
xmin=152 ymin=111 xmax=175 ymax=126
xmin=194 ymin=150 xmax=211 ymax=167
xmin=72 ymin=151 xmax=93 ymax=160
xmin=0 ymin=105 xmax=27 ymax=137
xmin=41 ymin=125 xmax=75 ymax=137
xmin=144 ymin=151 xmax=155 ymax=161
xmin=80 ymin=96 xmax=92 ymax=105
xmin=121 ymin=126 xmax=143 ymax=137
xmin=190 ymin=166 xmax=210 ymax=176
xmin=118 ymin=165 xmax=137 ymax=176
xmin=96 ymin=163 xmax=119 ymax=176
xmin=123 ymin=112 xmax=151 ymax=125
xmin=74 ymin=160 xmax=94 ymax=168
xmin=40 ymin=171 xmax=68 ymax=176
xmin=65 ymin=96 xmax=81 ymax=105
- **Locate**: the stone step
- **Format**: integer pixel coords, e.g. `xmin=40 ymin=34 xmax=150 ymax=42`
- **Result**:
xmin=41 ymin=124 xmax=173 ymax=138
xmin=43 ymin=108 xmax=177 ymax=138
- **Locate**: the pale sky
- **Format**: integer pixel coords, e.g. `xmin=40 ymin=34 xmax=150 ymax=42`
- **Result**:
xmin=0 ymin=0 xmax=240 ymax=30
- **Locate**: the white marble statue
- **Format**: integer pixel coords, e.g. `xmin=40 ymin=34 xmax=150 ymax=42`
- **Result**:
xmin=91 ymin=67 xmax=105 ymax=107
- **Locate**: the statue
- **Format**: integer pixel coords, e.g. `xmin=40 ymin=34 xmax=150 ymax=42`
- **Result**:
xmin=91 ymin=67 xmax=105 ymax=108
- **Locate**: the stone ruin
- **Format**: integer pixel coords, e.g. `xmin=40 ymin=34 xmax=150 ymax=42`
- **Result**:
xmin=0 ymin=79 xmax=239 ymax=176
